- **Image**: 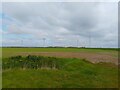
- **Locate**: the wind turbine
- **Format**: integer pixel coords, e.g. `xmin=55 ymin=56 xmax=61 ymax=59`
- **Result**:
xmin=77 ymin=39 xmax=79 ymax=48
xmin=21 ymin=40 xmax=23 ymax=47
xmin=89 ymin=31 xmax=91 ymax=48
xmin=43 ymin=38 xmax=46 ymax=47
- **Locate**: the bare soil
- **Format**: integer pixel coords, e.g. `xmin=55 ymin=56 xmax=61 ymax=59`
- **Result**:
xmin=19 ymin=52 xmax=118 ymax=65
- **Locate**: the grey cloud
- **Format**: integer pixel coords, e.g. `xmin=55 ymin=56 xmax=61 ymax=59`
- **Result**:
xmin=2 ymin=2 xmax=118 ymax=47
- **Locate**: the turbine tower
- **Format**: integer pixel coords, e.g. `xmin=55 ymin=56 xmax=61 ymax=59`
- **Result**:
xmin=89 ymin=31 xmax=91 ymax=48
xmin=77 ymin=39 xmax=79 ymax=48
xmin=21 ymin=40 xmax=23 ymax=47
xmin=43 ymin=38 xmax=46 ymax=47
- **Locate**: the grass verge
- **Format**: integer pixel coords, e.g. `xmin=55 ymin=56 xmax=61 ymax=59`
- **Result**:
xmin=2 ymin=55 xmax=118 ymax=88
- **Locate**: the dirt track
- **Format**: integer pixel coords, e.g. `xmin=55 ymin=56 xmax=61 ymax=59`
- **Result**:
xmin=20 ymin=52 xmax=118 ymax=65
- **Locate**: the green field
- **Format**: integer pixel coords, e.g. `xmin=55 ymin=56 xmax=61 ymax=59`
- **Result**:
xmin=2 ymin=47 xmax=119 ymax=88
xmin=2 ymin=47 xmax=118 ymax=58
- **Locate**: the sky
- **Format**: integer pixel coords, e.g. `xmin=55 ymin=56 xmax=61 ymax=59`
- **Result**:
xmin=0 ymin=1 xmax=118 ymax=48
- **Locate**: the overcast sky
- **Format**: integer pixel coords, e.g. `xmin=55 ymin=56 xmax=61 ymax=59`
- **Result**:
xmin=1 ymin=2 xmax=118 ymax=48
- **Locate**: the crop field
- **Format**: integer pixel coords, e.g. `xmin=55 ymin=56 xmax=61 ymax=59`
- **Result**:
xmin=2 ymin=47 xmax=119 ymax=88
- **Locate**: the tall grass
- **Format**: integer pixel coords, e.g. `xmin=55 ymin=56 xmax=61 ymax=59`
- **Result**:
xmin=3 ymin=55 xmax=60 ymax=70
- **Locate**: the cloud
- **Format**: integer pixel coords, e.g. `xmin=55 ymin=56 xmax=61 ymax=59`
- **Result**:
xmin=2 ymin=2 xmax=118 ymax=47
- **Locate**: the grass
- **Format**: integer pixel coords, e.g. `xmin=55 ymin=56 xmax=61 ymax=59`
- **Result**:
xmin=2 ymin=55 xmax=118 ymax=88
xmin=2 ymin=47 xmax=118 ymax=58
xmin=2 ymin=47 xmax=119 ymax=88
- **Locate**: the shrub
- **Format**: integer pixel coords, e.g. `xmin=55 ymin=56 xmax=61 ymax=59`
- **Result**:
xmin=3 ymin=55 xmax=60 ymax=70
xmin=10 ymin=55 xmax=22 ymax=60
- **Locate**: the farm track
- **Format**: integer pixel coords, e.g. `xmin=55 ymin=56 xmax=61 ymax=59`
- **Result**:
xmin=19 ymin=52 xmax=118 ymax=65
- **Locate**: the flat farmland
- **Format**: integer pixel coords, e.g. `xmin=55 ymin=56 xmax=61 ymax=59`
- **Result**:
xmin=2 ymin=47 xmax=119 ymax=88
xmin=2 ymin=47 xmax=118 ymax=64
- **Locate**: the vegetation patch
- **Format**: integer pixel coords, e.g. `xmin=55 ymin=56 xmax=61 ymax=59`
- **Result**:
xmin=3 ymin=55 xmax=60 ymax=70
xmin=2 ymin=53 xmax=118 ymax=88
